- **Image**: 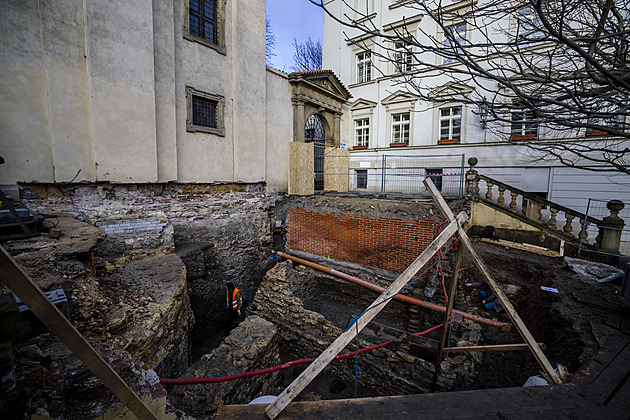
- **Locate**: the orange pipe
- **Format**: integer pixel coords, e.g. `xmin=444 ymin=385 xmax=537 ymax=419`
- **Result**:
xmin=277 ymin=251 xmax=512 ymax=331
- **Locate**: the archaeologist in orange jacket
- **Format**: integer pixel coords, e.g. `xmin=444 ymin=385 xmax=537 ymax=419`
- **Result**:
xmin=225 ymin=282 xmax=242 ymax=335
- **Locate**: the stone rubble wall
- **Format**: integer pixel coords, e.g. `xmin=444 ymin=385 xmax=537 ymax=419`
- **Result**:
xmin=252 ymin=261 xmax=441 ymax=396
xmin=167 ymin=315 xmax=282 ymax=418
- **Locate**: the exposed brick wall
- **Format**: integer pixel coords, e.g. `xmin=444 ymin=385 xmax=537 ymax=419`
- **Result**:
xmin=287 ymin=207 xmax=438 ymax=273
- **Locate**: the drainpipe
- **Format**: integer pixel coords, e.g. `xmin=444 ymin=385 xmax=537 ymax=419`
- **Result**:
xmin=276 ymin=251 xmax=512 ymax=331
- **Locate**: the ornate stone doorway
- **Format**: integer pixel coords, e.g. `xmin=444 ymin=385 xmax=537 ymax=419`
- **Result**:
xmin=289 ymin=70 xmax=351 ymax=192
xmin=305 ymin=114 xmax=326 ymax=190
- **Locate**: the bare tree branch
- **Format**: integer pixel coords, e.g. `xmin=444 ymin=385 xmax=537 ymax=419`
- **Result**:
xmin=311 ymin=0 xmax=630 ymax=175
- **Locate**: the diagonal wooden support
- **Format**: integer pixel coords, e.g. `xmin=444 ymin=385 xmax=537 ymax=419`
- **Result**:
xmin=265 ymin=211 xmax=469 ymax=419
xmin=0 ymin=246 xmax=158 ymax=420
xmin=423 ymin=178 xmax=562 ymax=385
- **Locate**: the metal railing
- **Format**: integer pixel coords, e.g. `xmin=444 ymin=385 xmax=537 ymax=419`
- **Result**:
xmin=579 ymin=198 xmax=630 ymax=257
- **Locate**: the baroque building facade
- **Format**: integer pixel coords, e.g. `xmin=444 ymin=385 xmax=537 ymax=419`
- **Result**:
xmin=322 ymin=0 xmax=630 ymax=214
xmin=0 ymin=0 xmax=292 ymax=192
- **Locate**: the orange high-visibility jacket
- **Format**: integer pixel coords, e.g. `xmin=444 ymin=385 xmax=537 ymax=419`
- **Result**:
xmin=226 ymin=288 xmax=242 ymax=311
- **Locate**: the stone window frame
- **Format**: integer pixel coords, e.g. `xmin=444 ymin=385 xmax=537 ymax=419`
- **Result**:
xmin=184 ymin=0 xmax=226 ymax=55
xmin=186 ymin=86 xmax=225 ymax=136
xmin=432 ymin=101 xmax=467 ymax=144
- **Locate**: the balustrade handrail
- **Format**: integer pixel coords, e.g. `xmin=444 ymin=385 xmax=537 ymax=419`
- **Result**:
xmin=477 ymin=174 xmax=602 ymax=225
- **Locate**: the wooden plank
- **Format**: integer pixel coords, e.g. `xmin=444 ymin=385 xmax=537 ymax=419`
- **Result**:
xmin=264 ymin=211 xmax=469 ymax=419
xmin=221 ymin=383 xmax=588 ymax=420
xmin=362 ymin=321 xmax=438 ymax=351
xmin=424 ymin=178 xmax=562 ymax=385
xmin=448 ymin=343 xmax=546 ymax=353
xmin=433 ymin=248 xmax=462 ymax=385
xmin=0 ymin=246 xmax=158 ymax=420
xmin=479 ymin=237 xmax=561 ymax=257
xmin=0 ymin=188 xmax=31 ymax=234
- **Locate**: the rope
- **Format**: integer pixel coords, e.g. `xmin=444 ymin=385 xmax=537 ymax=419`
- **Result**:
xmin=354 ymin=315 xmax=359 ymax=398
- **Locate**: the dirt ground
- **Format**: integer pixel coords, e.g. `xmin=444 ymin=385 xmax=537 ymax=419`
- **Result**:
xmin=275 ymin=238 xmax=627 ymax=392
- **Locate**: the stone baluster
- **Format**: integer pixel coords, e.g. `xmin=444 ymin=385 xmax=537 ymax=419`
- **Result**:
xmin=533 ymin=203 xmax=543 ymax=222
xmin=548 ymin=208 xmax=559 ymax=230
xmin=465 ymin=157 xmax=480 ymax=199
xmin=563 ymin=213 xmax=575 ymax=235
xmin=579 ymin=218 xmax=589 ymax=241
xmin=509 ymin=192 xmax=518 ymax=212
xmin=597 ymin=200 xmax=625 ymax=254
xmin=485 ymin=181 xmax=494 ymax=201
xmin=497 ymin=187 xmax=506 ymax=206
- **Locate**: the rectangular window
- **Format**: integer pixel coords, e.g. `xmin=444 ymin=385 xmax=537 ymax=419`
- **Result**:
xmin=356 ymin=170 xmax=368 ymax=189
xmin=443 ymin=23 xmax=466 ymax=64
xmin=439 ymin=106 xmax=462 ymax=143
xmin=516 ymin=7 xmax=543 ymax=40
xmin=354 ymin=119 xmax=370 ymax=147
xmin=586 ymin=107 xmax=624 ymax=136
xmin=510 ymin=105 xmax=538 ymax=140
xmin=391 ymin=112 xmax=410 ymax=144
xmin=426 ymin=168 xmax=443 ymax=191
xmin=189 ymin=0 xmax=216 ymax=44
xmin=357 ymin=51 xmax=372 ymax=83
xmin=393 ymin=42 xmax=413 ymax=73
xmin=186 ymin=86 xmax=225 ymax=135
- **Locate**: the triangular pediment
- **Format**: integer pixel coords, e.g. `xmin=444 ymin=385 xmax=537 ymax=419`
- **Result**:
xmin=381 ymin=90 xmax=419 ymax=105
xmin=428 ymin=82 xmax=475 ymax=100
xmin=350 ymin=98 xmax=378 ymax=110
xmin=289 ymin=70 xmax=352 ymax=102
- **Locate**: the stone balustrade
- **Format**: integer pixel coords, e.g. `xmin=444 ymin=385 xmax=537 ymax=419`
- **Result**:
xmin=464 ymin=157 xmax=626 ymax=254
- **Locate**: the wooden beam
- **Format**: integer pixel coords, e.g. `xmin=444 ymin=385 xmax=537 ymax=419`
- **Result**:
xmin=423 ymin=178 xmax=562 ymax=385
xmin=448 ymin=343 xmax=547 ymax=353
xmin=264 ymin=211 xmax=469 ymax=419
xmin=433 ymin=247 xmax=462 ymax=385
xmin=0 ymin=246 xmax=158 ymax=420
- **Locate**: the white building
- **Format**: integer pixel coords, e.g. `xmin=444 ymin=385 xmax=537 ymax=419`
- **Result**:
xmin=322 ymin=0 xmax=630 ymax=214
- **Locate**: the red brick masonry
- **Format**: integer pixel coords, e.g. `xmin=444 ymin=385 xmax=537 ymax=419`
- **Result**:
xmin=287 ymin=207 xmax=438 ymax=273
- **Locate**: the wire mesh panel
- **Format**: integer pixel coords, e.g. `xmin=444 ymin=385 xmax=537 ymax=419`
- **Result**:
xmin=579 ymin=198 xmax=630 ymax=257
xmin=326 ymin=153 xmax=465 ymax=198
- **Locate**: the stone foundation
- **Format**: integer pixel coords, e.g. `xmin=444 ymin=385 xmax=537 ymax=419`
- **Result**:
xmin=167 ymin=316 xmax=282 ymax=418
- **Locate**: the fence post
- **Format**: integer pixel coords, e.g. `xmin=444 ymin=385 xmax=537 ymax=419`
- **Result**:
xmin=465 ymin=157 xmax=480 ymax=199
xmin=596 ymin=200 xmax=625 ymax=254
xmin=381 ymin=155 xmax=386 ymax=194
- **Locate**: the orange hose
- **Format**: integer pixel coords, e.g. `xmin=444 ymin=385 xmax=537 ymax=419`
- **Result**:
xmin=277 ymin=251 xmax=511 ymax=331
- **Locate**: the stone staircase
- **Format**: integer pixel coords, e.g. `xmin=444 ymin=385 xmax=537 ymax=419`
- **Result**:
xmin=465 ymin=158 xmax=626 ymax=255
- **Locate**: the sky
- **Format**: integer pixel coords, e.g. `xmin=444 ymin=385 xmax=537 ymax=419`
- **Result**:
xmin=266 ymin=0 xmax=324 ymax=72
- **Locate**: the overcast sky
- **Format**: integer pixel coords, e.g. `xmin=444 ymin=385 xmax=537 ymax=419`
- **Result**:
xmin=266 ymin=0 xmax=324 ymax=72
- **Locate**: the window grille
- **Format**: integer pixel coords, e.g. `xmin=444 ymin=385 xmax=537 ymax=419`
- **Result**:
xmin=391 ymin=112 xmax=410 ymax=143
xmin=439 ymin=106 xmax=462 ymax=142
xmin=426 ymin=168 xmax=443 ymax=191
xmin=189 ymin=0 xmax=216 ymax=44
xmin=356 ymin=170 xmax=368 ymax=189
xmin=357 ymin=51 xmax=372 ymax=83
xmin=192 ymin=95 xmax=218 ymax=129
